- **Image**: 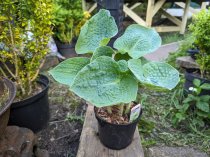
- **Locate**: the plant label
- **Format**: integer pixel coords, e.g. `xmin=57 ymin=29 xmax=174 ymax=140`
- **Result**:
xmin=130 ymin=104 xmax=141 ymax=122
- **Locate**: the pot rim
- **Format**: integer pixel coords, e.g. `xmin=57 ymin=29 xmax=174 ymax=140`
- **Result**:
xmin=185 ymin=71 xmax=210 ymax=82
xmin=0 ymin=78 xmax=16 ymax=115
xmin=11 ymin=74 xmax=49 ymax=108
xmin=94 ymin=106 xmax=142 ymax=126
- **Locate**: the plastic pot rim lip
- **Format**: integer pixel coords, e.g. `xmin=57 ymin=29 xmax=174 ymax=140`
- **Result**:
xmin=94 ymin=106 xmax=142 ymax=126
xmin=0 ymin=77 xmax=16 ymax=115
xmin=185 ymin=71 xmax=210 ymax=82
xmin=11 ymin=74 xmax=49 ymax=108
xmin=187 ymin=49 xmax=199 ymax=53
xmin=54 ymin=37 xmax=77 ymax=45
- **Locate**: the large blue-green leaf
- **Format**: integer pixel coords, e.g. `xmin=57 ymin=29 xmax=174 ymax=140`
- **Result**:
xmin=49 ymin=57 xmax=90 ymax=86
xmin=114 ymin=24 xmax=161 ymax=59
xmin=75 ymin=9 xmax=118 ymax=54
xmin=71 ymin=56 xmax=138 ymax=107
xmin=128 ymin=59 xmax=145 ymax=81
xmin=128 ymin=59 xmax=179 ymax=90
xmin=91 ymin=46 xmax=115 ymax=61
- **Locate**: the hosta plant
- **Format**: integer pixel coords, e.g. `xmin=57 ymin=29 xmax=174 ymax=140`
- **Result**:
xmin=49 ymin=9 xmax=180 ymax=119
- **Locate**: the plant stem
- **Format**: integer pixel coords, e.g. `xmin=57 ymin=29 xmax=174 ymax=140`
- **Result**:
xmin=106 ymin=106 xmax=112 ymax=114
xmin=125 ymin=102 xmax=132 ymax=114
xmin=118 ymin=104 xmax=124 ymax=117
xmin=31 ymin=58 xmax=45 ymax=82
xmin=27 ymin=73 xmax=32 ymax=96
xmin=0 ymin=67 xmax=7 ymax=77
xmin=2 ymin=62 xmax=16 ymax=79
xmin=8 ymin=22 xmax=18 ymax=78
xmin=112 ymin=53 xmax=115 ymax=59
xmin=82 ymin=0 xmax=86 ymax=11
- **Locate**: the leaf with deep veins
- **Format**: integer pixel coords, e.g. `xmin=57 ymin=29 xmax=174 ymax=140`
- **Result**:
xmin=71 ymin=56 xmax=138 ymax=107
xmin=128 ymin=59 xmax=180 ymax=90
xmin=49 ymin=57 xmax=90 ymax=86
xmin=118 ymin=60 xmax=129 ymax=72
xmin=75 ymin=9 xmax=118 ymax=54
xmin=114 ymin=24 xmax=161 ymax=59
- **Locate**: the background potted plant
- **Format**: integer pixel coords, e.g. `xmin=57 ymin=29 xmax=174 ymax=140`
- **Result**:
xmin=186 ymin=42 xmax=199 ymax=60
xmin=0 ymin=77 xmax=16 ymax=138
xmin=0 ymin=0 xmax=53 ymax=132
xmin=49 ymin=9 xmax=180 ymax=149
xmin=184 ymin=8 xmax=210 ymax=96
xmin=52 ymin=0 xmax=90 ymax=58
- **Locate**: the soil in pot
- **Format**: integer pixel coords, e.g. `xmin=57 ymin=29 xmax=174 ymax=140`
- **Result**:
xmin=94 ymin=104 xmax=142 ymax=150
xmin=8 ymin=75 xmax=50 ymax=133
xmin=0 ymin=78 xmax=16 ymax=138
xmin=184 ymin=71 xmax=210 ymax=95
xmin=54 ymin=38 xmax=77 ymax=58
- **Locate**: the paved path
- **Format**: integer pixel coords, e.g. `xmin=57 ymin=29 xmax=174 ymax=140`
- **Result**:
xmin=144 ymin=42 xmax=180 ymax=61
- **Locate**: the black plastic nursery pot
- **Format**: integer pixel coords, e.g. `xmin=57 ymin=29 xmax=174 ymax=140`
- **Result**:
xmin=54 ymin=39 xmax=77 ymax=58
xmin=94 ymin=107 xmax=142 ymax=150
xmin=184 ymin=71 xmax=210 ymax=95
xmin=8 ymin=75 xmax=50 ymax=133
xmin=187 ymin=48 xmax=199 ymax=60
xmin=0 ymin=78 xmax=16 ymax=138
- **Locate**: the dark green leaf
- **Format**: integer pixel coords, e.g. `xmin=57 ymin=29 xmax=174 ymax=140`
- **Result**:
xmin=193 ymin=79 xmax=201 ymax=87
xmin=196 ymin=110 xmax=209 ymax=118
xmin=200 ymin=83 xmax=210 ymax=90
xmin=196 ymin=101 xmax=209 ymax=112
xmin=200 ymin=95 xmax=210 ymax=102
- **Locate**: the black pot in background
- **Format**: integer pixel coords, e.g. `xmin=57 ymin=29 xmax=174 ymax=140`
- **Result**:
xmin=54 ymin=38 xmax=77 ymax=58
xmin=96 ymin=0 xmax=124 ymax=47
xmin=184 ymin=71 xmax=210 ymax=96
xmin=94 ymin=107 xmax=142 ymax=150
xmin=8 ymin=75 xmax=50 ymax=133
xmin=187 ymin=48 xmax=199 ymax=60
xmin=0 ymin=78 xmax=16 ymax=138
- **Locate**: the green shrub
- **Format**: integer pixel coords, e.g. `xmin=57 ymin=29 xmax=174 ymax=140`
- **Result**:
xmin=189 ymin=9 xmax=210 ymax=78
xmin=0 ymin=0 xmax=53 ymax=99
xmin=52 ymin=0 xmax=90 ymax=43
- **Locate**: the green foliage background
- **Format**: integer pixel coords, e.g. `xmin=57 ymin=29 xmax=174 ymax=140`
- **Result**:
xmin=189 ymin=9 xmax=210 ymax=78
xmin=52 ymin=0 xmax=89 ymax=43
xmin=0 ymin=0 xmax=53 ymax=98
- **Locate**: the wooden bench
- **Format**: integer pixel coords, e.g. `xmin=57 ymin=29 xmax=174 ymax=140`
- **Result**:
xmin=83 ymin=0 xmax=209 ymax=33
xmin=77 ymin=105 xmax=144 ymax=157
